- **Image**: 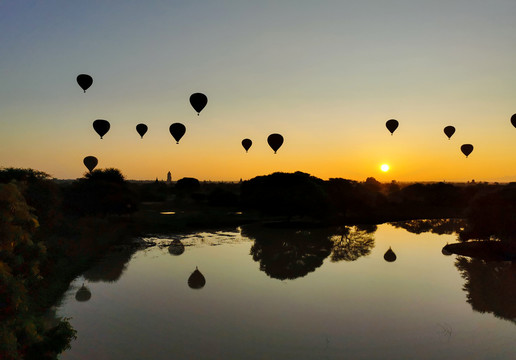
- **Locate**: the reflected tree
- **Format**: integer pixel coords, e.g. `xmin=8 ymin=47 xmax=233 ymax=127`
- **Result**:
xmin=82 ymin=248 xmax=134 ymax=283
xmin=244 ymin=225 xmax=333 ymax=280
xmin=455 ymin=257 xmax=516 ymax=324
xmin=330 ymin=225 xmax=376 ymax=262
xmin=391 ymin=219 xmax=464 ymax=235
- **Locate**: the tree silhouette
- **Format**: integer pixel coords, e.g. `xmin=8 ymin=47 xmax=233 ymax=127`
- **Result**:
xmin=64 ymin=168 xmax=137 ymax=216
xmin=241 ymin=172 xmax=328 ymax=219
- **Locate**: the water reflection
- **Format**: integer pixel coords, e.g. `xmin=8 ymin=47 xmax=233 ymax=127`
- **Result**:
xmin=83 ymin=247 xmax=134 ymax=283
xmin=74 ymin=284 xmax=91 ymax=302
xmin=390 ymin=218 xmax=464 ymax=235
xmin=455 ymin=257 xmax=516 ymax=324
xmin=56 ymin=224 xmax=516 ymax=359
xmin=329 ymin=225 xmax=375 ymax=262
xmin=188 ymin=267 xmax=206 ymax=289
xmin=168 ymin=239 xmax=185 ymax=256
xmin=243 ymin=225 xmax=333 ymax=280
xmin=383 ymin=247 xmax=397 ymax=262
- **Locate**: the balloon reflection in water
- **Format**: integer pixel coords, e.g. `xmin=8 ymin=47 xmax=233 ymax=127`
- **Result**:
xmin=384 ymin=247 xmax=397 ymax=262
xmin=75 ymin=284 xmax=91 ymax=302
xmin=188 ymin=267 xmax=206 ymax=289
xmin=442 ymin=246 xmax=452 ymax=256
xmin=168 ymin=240 xmax=185 ymax=256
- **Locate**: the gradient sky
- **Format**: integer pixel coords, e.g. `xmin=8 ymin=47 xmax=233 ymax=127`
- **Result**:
xmin=1 ymin=1 xmax=515 ymax=181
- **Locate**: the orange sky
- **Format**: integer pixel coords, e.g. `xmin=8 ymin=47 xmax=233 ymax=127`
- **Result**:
xmin=1 ymin=1 xmax=515 ymax=182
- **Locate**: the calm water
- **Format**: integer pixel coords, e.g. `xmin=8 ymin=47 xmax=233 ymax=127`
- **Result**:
xmin=55 ymin=222 xmax=516 ymax=360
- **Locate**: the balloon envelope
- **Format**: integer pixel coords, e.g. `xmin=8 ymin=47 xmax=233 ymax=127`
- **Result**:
xmin=189 ymin=93 xmax=208 ymax=115
xmin=136 ymin=123 xmax=148 ymax=138
xmin=267 ymin=133 xmax=284 ymax=154
xmin=444 ymin=126 xmax=455 ymax=139
xmin=386 ymin=119 xmax=399 ymax=135
xmin=169 ymin=123 xmax=186 ymax=144
xmin=242 ymin=138 xmax=252 ymax=153
xmin=93 ymin=119 xmax=110 ymax=139
xmin=461 ymin=144 xmax=474 ymax=158
xmin=83 ymin=156 xmax=98 ymax=172
xmin=511 ymin=114 xmax=516 ymax=128
xmin=77 ymin=74 xmax=93 ymax=93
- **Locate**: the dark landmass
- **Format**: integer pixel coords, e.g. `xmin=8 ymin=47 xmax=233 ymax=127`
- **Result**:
xmin=443 ymin=242 xmax=516 ymax=262
xmin=1 ymin=167 xmax=515 ymax=359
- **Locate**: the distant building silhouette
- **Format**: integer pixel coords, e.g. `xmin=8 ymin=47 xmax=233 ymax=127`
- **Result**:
xmin=167 ymin=171 xmax=171 ymax=184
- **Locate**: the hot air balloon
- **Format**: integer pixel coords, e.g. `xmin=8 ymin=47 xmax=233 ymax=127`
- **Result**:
xmin=93 ymin=119 xmax=110 ymax=139
xmin=511 ymin=114 xmax=516 ymax=128
xmin=75 ymin=284 xmax=91 ymax=302
xmin=461 ymin=144 xmax=474 ymax=158
xmin=136 ymin=123 xmax=148 ymax=139
xmin=386 ymin=119 xmax=399 ymax=135
xmin=242 ymin=138 xmax=252 ymax=153
xmin=188 ymin=267 xmax=206 ymax=289
xmin=77 ymin=74 xmax=93 ymax=93
xmin=189 ymin=93 xmax=208 ymax=115
xmin=83 ymin=156 xmax=98 ymax=172
xmin=384 ymin=247 xmax=397 ymax=262
xmin=444 ymin=126 xmax=455 ymax=140
xmin=267 ymin=133 xmax=284 ymax=154
xmin=168 ymin=239 xmax=185 ymax=256
xmin=169 ymin=123 xmax=186 ymax=144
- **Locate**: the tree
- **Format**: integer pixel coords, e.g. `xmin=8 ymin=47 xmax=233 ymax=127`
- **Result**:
xmin=64 ymin=169 xmax=137 ymax=216
xmin=0 ymin=182 xmax=43 ymax=359
xmin=241 ymin=172 xmax=329 ymax=219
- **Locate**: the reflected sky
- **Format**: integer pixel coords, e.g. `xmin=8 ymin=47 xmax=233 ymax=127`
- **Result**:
xmin=57 ymin=223 xmax=516 ymax=360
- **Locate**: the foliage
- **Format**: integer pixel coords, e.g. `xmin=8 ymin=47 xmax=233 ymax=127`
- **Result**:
xmin=461 ymin=184 xmax=516 ymax=242
xmin=0 ymin=181 xmax=82 ymax=360
xmin=241 ymin=172 xmax=328 ymax=219
xmin=0 ymin=182 xmax=43 ymax=359
xmin=0 ymin=168 xmax=62 ymax=230
xmin=175 ymin=177 xmax=201 ymax=193
xmin=64 ymin=168 xmax=137 ymax=216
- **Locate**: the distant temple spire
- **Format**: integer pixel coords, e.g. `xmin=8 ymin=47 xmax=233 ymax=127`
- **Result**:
xmin=167 ymin=171 xmax=172 ymax=183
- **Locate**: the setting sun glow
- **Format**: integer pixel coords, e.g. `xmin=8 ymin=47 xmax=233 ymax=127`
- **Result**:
xmin=381 ymin=164 xmax=390 ymax=172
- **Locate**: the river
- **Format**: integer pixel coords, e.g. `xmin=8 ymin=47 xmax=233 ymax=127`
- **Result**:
xmin=54 ymin=221 xmax=516 ymax=360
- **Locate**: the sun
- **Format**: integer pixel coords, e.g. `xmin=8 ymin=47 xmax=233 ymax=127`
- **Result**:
xmin=380 ymin=164 xmax=390 ymax=172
